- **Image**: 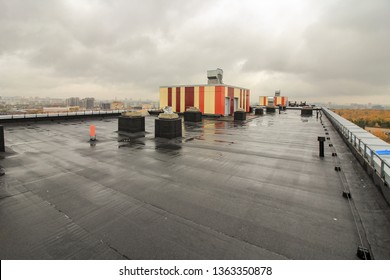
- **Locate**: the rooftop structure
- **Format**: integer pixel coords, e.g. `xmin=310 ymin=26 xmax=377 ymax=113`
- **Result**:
xmin=0 ymin=110 xmax=389 ymax=259
xmin=160 ymin=70 xmax=250 ymax=115
xmin=66 ymin=97 xmax=80 ymax=107
xmin=207 ymin=68 xmax=223 ymax=84
xmin=259 ymin=90 xmax=288 ymax=107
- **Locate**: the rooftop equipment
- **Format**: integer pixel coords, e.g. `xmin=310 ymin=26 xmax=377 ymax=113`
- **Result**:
xmin=207 ymin=68 xmax=223 ymax=84
xmin=118 ymin=112 xmax=145 ymax=133
xmin=234 ymin=109 xmax=246 ymax=121
xmin=155 ymin=108 xmax=182 ymax=138
xmin=184 ymin=107 xmax=202 ymax=122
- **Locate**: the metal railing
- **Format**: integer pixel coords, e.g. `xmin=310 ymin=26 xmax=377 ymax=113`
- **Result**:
xmin=322 ymin=108 xmax=390 ymax=186
xmin=0 ymin=110 xmax=126 ymax=120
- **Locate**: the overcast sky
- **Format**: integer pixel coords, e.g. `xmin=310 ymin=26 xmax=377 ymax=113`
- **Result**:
xmin=1 ymin=0 xmax=389 ymax=104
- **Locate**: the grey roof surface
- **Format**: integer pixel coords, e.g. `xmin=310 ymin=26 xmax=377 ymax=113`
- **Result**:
xmin=1 ymin=110 xmax=389 ymax=260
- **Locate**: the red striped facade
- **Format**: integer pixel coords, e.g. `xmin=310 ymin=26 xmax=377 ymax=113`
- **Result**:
xmin=160 ymin=85 xmax=250 ymax=115
xmin=259 ymin=96 xmax=288 ymax=106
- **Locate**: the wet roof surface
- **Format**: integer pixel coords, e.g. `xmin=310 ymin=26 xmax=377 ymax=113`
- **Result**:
xmin=1 ymin=110 xmax=389 ymax=259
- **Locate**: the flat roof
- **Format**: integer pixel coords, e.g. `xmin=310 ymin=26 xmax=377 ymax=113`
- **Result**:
xmin=160 ymin=84 xmax=250 ymax=91
xmin=0 ymin=111 xmax=389 ymax=259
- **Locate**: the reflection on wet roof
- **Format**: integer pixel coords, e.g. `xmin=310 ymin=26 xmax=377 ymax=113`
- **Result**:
xmin=1 ymin=110 xmax=389 ymax=259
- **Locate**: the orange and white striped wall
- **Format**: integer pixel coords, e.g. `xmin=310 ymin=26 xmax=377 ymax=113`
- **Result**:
xmin=274 ymin=96 xmax=288 ymax=106
xmin=160 ymin=85 xmax=250 ymax=115
xmin=259 ymin=96 xmax=288 ymax=106
xmin=259 ymin=96 xmax=268 ymax=106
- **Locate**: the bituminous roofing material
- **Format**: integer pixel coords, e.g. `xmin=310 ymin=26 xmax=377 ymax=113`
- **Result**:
xmin=1 ymin=111 xmax=389 ymax=259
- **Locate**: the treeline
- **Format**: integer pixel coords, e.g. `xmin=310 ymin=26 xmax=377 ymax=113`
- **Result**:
xmin=370 ymin=129 xmax=389 ymax=143
xmin=332 ymin=109 xmax=390 ymax=128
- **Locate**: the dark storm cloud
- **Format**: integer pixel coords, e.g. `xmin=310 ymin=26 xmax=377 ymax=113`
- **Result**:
xmin=0 ymin=0 xmax=389 ymax=103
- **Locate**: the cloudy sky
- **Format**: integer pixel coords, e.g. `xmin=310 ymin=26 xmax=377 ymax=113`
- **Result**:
xmin=1 ymin=0 xmax=389 ymax=104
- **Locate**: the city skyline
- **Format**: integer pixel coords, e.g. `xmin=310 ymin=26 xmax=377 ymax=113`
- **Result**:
xmin=1 ymin=0 xmax=390 ymax=104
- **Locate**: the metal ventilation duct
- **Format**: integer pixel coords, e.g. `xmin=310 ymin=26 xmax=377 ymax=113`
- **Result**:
xmin=207 ymin=68 xmax=223 ymax=84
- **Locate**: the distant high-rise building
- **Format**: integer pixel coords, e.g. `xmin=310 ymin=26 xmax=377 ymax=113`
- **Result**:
xmin=66 ymin=97 xmax=80 ymax=107
xmin=81 ymin=98 xmax=95 ymax=110
xmin=100 ymin=103 xmax=111 ymax=110
xmin=86 ymin=98 xmax=94 ymax=109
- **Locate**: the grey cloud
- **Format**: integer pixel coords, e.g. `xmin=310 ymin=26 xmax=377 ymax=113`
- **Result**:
xmin=239 ymin=0 xmax=390 ymax=101
xmin=301 ymin=0 xmax=390 ymax=84
xmin=0 ymin=0 xmax=389 ymax=103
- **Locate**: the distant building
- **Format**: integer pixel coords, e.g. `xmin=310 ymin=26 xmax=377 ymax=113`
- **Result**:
xmin=68 ymin=106 xmax=79 ymax=112
xmin=372 ymin=105 xmax=384 ymax=110
xmin=160 ymin=69 xmax=250 ymax=115
xmin=66 ymin=97 xmax=80 ymax=107
xmin=100 ymin=103 xmax=111 ymax=110
xmin=81 ymin=98 xmax=95 ymax=110
xmin=43 ymin=107 xmax=69 ymax=113
xmin=111 ymin=101 xmax=124 ymax=110
xmin=142 ymin=104 xmax=153 ymax=109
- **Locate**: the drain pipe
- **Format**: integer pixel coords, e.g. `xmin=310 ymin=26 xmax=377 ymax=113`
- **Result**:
xmin=318 ymin=136 xmax=325 ymax=157
xmin=0 ymin=126 xmax=4 ymax=152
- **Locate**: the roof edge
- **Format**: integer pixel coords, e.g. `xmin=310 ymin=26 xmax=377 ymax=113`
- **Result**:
xmin=159 ymin=84 xmax=250 ymax=91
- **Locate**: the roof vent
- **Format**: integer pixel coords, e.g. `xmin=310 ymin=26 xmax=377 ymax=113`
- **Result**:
xmin=207 ymin=68 xmax=223 ymax=84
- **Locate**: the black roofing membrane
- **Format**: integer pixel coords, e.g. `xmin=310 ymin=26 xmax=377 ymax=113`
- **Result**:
xmin=1 ymin=110 xmax=389 ymax=259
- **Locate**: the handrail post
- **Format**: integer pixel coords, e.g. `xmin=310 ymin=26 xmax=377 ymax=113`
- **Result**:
xmin=381 ymin=161 xmax=385 ymax=179
xmin=364 ymin=144 xmax=367 ymax=159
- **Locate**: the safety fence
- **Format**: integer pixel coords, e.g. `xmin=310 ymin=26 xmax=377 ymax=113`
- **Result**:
xmin=322 ymin=107 xmax=390 ymax=187
xmin=0 ymin=110 xmax=126 ymax=120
